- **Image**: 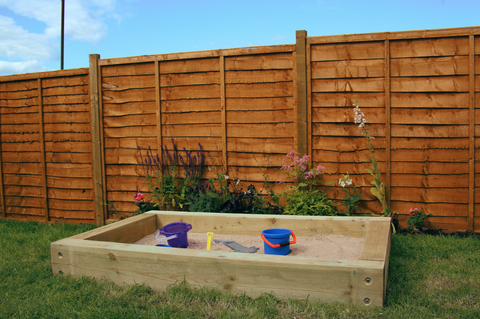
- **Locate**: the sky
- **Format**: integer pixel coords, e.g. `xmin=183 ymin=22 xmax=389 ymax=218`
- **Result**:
xmin=0 ymin=0 xmax=479 ymax=76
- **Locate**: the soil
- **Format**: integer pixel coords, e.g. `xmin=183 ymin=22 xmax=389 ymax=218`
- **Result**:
xmin=135 ymin=231 xmax=366 ymax=260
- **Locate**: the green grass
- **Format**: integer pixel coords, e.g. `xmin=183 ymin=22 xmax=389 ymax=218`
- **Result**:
xmin=1 ymin=219 xmax=479 ymax=318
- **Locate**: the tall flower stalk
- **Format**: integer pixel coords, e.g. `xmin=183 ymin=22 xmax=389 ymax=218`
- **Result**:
xmin=137 ymin=139 xmax=205 ymax=211
xmin=353 ymin=101 xmax=391 ymax=217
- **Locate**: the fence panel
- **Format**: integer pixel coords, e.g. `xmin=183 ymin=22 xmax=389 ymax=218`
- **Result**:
xmin=1 ymin=79 xmax=44 ymax=220
xmin=42 ymin=74 xmax=94 ymax=222
xmin=99 ymin=47 xmax=296 ymax=216
xmin=0 ymin=69 xmax=94 ymax=223
xmin=308 ymin=29 xmax=479 ymax=232
xmin=225 ymin=51 xmax=295 ymax=193
xmin=389 ymin=36 xmax=470 ymax=232
xmin=101 ymin=62 xmax=157 ymax=213
xmin=310 ymin=40 xmax=387 ymax=215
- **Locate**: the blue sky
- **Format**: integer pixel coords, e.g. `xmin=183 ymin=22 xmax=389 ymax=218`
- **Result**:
xmin=1 ymin=0 xmax=479 ymax=76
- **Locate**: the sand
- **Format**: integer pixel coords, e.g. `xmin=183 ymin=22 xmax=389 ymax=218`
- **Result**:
xmin=135 ymin=231 xmax=365 ymax=260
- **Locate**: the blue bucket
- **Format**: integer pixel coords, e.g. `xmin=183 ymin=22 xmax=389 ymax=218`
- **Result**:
xmin=261 ymin=228 xmax=296 ymax=255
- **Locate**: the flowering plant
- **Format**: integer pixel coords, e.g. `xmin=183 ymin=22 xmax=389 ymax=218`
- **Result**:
xmin=278 ymin=151 xmax=337 ymax=216
xmin=138 ymin=139 xmax=205 ymax=211
xmin=132 ymin=191 xmax=158 ymax=216
xmin=133 ymin=192 xmax=145 ymax=203
xmin=337 ymin=173 xmax=361 ymax=216
xmin=407 ymin=208 xmax=433 ymax=233
xmin=279 ymin=150 xmax=326 ymax=187
xmin=353 ymin=101 xmax=391 ymax=217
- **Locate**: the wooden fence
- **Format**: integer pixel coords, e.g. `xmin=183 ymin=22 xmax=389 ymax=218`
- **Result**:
xmin=308 ymin=27 xmax=480 ymax=233
xmin=0 ymin=68 xmax=94 ymax=223
xmin=1 ymin=26 xmax=479 ymax=232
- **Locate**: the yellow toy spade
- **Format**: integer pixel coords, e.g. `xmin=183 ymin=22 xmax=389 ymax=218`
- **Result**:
xmin=206 ymin=232 xmax=214 ymax=250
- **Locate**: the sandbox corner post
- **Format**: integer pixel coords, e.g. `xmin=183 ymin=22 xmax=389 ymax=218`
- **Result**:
xmin=89 ymin=53 xmax=105 ymax=226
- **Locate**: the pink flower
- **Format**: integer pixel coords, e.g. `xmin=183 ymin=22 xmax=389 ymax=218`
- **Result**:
xmin=304 ymin=171 xmax=315 ymax=179
xmin=408 ymin=207 xmax=417 ymax=216
xmin=277 ymin=178 xmax=284 ymax=184
xmin=286 ymin=150 xmax=296 ymax=159
xmin=316 ymin=165 xmax=326 ymax=172
xmin=133 ymin=192 xmax=145 ymax=203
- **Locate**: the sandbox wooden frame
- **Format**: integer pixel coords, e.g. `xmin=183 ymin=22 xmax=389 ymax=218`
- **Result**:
xmin=51 ymin=211 xmax=392 ymax=307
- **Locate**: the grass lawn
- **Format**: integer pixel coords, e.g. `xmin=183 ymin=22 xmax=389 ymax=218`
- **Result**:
xmin=1 ymin=218 xmax=479 ymax=318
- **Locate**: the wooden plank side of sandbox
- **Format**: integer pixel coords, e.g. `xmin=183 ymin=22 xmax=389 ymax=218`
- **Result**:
xmin=69 ymin=213 xmax=157 ymax=243
xmin=151 ymin=211 xmax=381 ymax=238
xmin=359 ymin=218 xmax=392 ymax=304
xmin=51 ymin=238 xmax=386 ymax=307
xmin=359 ymin=219 xmax=391 ymax=261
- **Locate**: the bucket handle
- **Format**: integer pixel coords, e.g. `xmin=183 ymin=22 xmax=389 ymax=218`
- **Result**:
xmin=261 ymin=231 xmax=296 ymax=248
xmin=155 ymin=232 xmax=178 ymax=242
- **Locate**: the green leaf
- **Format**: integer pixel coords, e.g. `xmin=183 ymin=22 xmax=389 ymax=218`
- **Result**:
xmin=351 ymin=194 xmax=362 ymax=202
xmin=370 ymin=187 xmax=382 ymax=201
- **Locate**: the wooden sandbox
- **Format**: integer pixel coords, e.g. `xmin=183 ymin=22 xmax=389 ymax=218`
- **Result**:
xmin=51 ymin=211 xmax=392 ymax=307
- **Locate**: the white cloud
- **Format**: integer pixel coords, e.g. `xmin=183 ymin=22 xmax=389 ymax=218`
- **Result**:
xmin=0 ymin=0 xmax=124 ymax=75
xmin=0 ymin=0 xmax=115 ymax=43
xmin=0 ymin=15 xmax=56 ymax=60
xmin=0 ymin=60 xmax=48 ymax=76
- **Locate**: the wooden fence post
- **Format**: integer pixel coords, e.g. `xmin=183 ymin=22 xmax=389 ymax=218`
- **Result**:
xmin=89 ymin=54 xmax=105 ymax=226
xmin=38 ymin=78 xmax=50 ymax=221
xmin=296 ymin=30 xmax=308 ymax=157
xmin=468 ymin=35 xmax=475 ymax=233
xmin=220 ymin=54 xmax=228 ymax=173
xmin=384 ymin=40 xmax=391 ymax=212
xmin=155 ymin=60 xmax=163 ymax=162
